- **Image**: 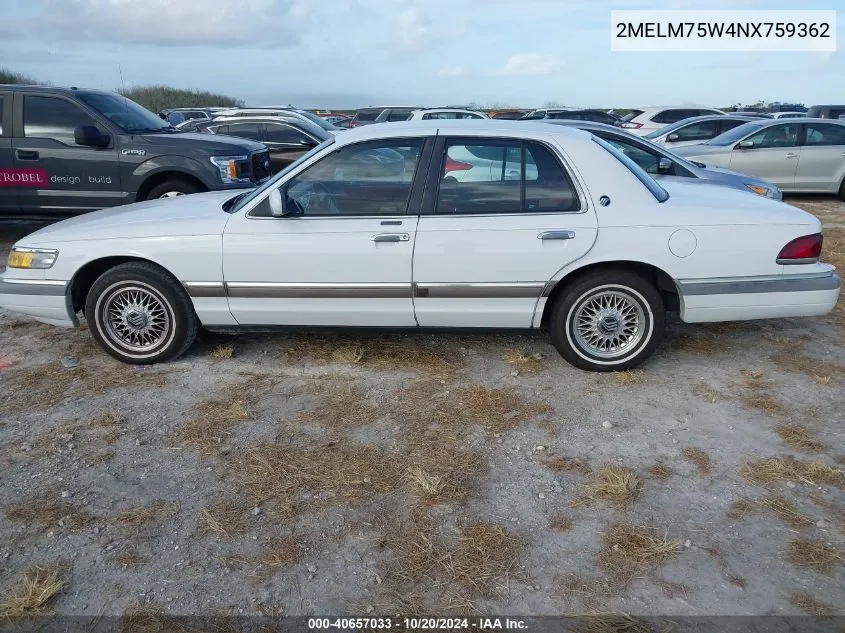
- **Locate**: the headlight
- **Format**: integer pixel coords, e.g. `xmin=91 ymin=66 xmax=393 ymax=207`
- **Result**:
xmin=745 ymin=183 xmax=782 ymax=200
xmin=8 ymin=247 xmax=58 ymax=269
xmin=210 ymin=155 xmax=252 ymax=185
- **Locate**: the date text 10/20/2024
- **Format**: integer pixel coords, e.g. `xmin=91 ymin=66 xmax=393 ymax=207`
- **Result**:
xmin=307 ymin=618 xmax=528 ymax=630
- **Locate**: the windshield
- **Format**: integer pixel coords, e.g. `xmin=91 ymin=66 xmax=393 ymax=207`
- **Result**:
xmin=593 ymin=136 xmax=669 ymax=202
xmin=706 ymin=121 xmax=765 ymax=146
xmin=292 ymin=109 xmax=339 ymax=132
xmin=230 ymin=137 xmax=336 ymax=213
xmin=77 ymin=92 xmax=173 ymax=133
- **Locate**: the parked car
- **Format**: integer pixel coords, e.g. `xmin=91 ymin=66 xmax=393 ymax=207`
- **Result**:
xmin=729 ymin=111 xmax=773 ymax=119
xmin=213 ymin=108 xmax=341 ymax=134
xmin=158 ymin=108 xmax=217 ymax=122
xmin=643 ymin=115 xmax=754 ymax=149
xmin=807 ymin=105 xmax=845 ymax=120
xmin=618 ymin=107 xmax=726 ymax=135
xmin=197 ymin=116 xmax=331 ymax=173
xmin=545 ymin=110 xmax=622 ymax=125
xmin=408 ymin=108 xmax=489 ymax=120
xmin=1 ymin=121 xmax=837 ymax=372
xmin=674 ymin=119 xmax=845 ymax=198
xmin=321 ymin=114 xmax=352 ymax=125
xmin=521 ymin=108 xmax=573 ymax=120
xmin=0 ymin=85 xmax=271 ymax=220
xmin=489 ymin=109 xmax=530 ymax=120
xmin=771 ymin=112 xmax=806 ymax=119
xmin=545 ymin=120 xmax=782 ymax=200
xmin=347 ymin=107 xmax=422 ymax=127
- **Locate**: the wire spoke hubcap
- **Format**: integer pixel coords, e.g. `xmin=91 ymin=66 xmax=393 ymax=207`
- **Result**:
xmin=573 ymin=289 xmax=645 ymax=359
xmin=103 ymin=286 xmax=171 ymax=353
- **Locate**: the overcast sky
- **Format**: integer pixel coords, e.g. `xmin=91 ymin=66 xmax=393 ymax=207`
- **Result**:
xmin=1 ymin=0 xmax=842 ymax=108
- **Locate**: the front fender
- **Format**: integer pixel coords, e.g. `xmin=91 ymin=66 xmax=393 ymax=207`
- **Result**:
xmin=129 ymin=155 xmax=219 ymax=191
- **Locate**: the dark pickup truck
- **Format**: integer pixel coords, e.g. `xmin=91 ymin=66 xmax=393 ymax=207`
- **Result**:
xmin=0 ymin=85 xmax=271 ymax=220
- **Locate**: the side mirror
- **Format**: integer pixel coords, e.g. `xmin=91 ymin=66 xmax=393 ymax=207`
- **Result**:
xmin=75 ymin=125 xmax=110 ymax=148
xmin=268 ymin=188 xmax=286 ymax=217
xmin=666 ymin=133 xmax=680 ymax=142
xmin=657 ymin=157 xmax=673 ymax=174
xmin=738 ymin=140 xmax=754 ymax=149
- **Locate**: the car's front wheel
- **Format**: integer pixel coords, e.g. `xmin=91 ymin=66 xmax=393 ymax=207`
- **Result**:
xmin=84 ymin=262 xmax=199 ymax=364
xmin=548 ymin=269 xmax=664 ymax=371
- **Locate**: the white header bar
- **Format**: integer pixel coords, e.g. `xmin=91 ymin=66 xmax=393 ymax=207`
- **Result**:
xmin=611 ymin=10 xmax=837 ymax=52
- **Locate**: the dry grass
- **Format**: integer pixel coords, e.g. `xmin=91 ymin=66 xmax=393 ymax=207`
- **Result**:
xmin=682 ymin=447 xmax=712 ymax=476
xmin=450 ymin=522 xmax=523 ymax=597
xmin=210 ymin=342 xmax=234 ymax=359
xmin=503 ymin=348 xmax=542 ymax=374
xmin=115 ymin=500 xmax=178 ymax=529
xmin=543 ymin=456 xmax=591 ymax=475
xmin=229 ymin=443 xmax=401 ymax=517
xmin=740 ymin=456 xmax=845 ymax=488
xmin=111 ymin=550 xmax=148 ymax=568
xmin=727 ymin=499 xmax=759 ymax=520
xmin=92 ymin=411 xmax=123 ymax=428
xmin=557 ymin=573 xmax=614 ymax=612
xmin=5 ymin=494 xmax=95 ymax=531
xmin=789 ymin=592 xmax=834 ymax=616
xmin=647 ymin=463 xmax=672 ymax=479
xmin=727 ymin=574 xmax=747 ymax=589
xmin=788 ymin=539 xmax=844 ymax=572
xmin=742 ymin=394 xmax=783 ymax=416
xmin=673 ymin=332 xmax=724 ymax=355
xmin=298 ymin=382 xmax=380 ymax=432
xmin=578 ymin=465 xmax=641 ymax=507
xmin=287 ymin=335 xmax=459 ymax=376
xmin=758 ymin=497 xmax=814 ymax=528
xmin=570 ymin=614 xmax=655 ymax=633
xmin=598 ymin=524 xmax=681 ymax=582
xmin=820 ymin=227 xmax=845 ymax=325
xmin=692 ymin=383 xmax=719 ymax=403
xmin=771 ymin=352 xmax=844 ymax=382
xmin=0 ymin=565 xmax=66 ymax=621
xmin=774 ymin=424 xmax=825 ymax=452
xmin=197 ymin=501 xmax=250 ymax=537
xmin=439 ymin=386 xmax=552 ymax=433
xmin=256 ymin=535 xmax=302 ymax=567
xmin=549 ymin=516 xmax=574 ymax=531
xmin=612 ymin=370 xmax=642 ymax=385
xmin=0 ymin=365 xmax=84 ymax=411
xmin=119 ymin=602 xmax=176 ymax=633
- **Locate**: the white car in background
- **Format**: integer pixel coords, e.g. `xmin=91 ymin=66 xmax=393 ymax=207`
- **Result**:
xmin=619 ymin=106 xmax=726 ymax=135
xmin=0 ymin=121 xmax=838 ymax=371
xmin=408 ymin=108 xmax=489 ymax=120
xmin=771 ymin=112 xmax=807 ymax=119
xmin=644 ymin=115 xmax=754 ymax=149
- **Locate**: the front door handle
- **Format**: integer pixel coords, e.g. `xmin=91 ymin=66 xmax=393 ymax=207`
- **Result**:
xmin=538 ymin=230 xmax=575 ymax=240
xmin=785 ymin=152 xmax=798 ymax=158
xmin=371 ymin=233 xmax=410 ymax=243
xmin=16 ymin=149 xmax=39 ymax=161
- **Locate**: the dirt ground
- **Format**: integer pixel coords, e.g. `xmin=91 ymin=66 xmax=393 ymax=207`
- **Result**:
xmin=0 ymin=197 xmax=843 ymax=625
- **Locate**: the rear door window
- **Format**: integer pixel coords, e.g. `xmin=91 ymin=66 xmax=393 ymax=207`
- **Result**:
xmin=804 ymin=123 xmax=845 ymax=146
xmin=224 ymin=123 xmax=262 ymax=141
xmin=387 ymin=109 xmax=414 ymax=122
xmin=652 ymin=109 xmax=697 ymax=124
xmin=263 ymin=122 xmax=313 ymax=145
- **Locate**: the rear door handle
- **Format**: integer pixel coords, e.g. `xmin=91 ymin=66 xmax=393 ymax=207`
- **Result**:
xmin=785 ymin=152 xmax=798 ymax=158
xmin=16 ymin=149 xmax=39 ymax=161
xmin=538 ymin=230 xmax=575 ymax=240
xmin=371 ymin=233 xmax=410 ymax=243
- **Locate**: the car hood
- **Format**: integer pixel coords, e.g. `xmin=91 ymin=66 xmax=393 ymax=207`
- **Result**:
xmin=135 ymin=132 xmax=266 ymax=154
xmin=23 ymin=191 xmax=242 ymax=245
xmin=659 ymin=179 xmax=816 ymax=225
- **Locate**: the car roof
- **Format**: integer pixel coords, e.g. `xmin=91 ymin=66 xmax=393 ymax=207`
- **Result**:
xmin=207 ymin=116 xmax=309 ymax=124
xmin=336 ymin=119 xmax=593 ymax=143
xmin=412 ymin=108 xmax=485 ymax=114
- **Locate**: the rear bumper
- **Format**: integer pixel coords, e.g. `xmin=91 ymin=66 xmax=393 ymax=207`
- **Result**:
xmin=0 ymin=278 xmax=78 ymax=327
xmin=678 ymin=270 xmax=840 ymax=323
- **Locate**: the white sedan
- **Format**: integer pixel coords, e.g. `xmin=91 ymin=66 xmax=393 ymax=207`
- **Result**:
xmin=0 ymin=121 xmax=839 ymax=371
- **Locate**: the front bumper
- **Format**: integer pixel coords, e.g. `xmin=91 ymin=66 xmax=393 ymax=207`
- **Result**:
xmin=0 ymin=278 xmax=78 ymax=327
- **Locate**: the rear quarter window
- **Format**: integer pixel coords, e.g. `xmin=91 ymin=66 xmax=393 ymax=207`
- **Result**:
xmin=593 ymin=136 xmax=668 ymax=202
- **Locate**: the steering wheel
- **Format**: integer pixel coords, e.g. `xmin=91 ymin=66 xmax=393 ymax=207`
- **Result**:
xmin=288 ymin=181 xmax=336 ymax=215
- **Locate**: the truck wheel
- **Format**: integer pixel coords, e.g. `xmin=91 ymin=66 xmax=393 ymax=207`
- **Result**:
xmin=85 ymin=262 xmax=199 ymax=364
xmin=548 ymin=269 xmax=664 ymax=372
xmin=146 ymin=178 xmax=203 ymax=200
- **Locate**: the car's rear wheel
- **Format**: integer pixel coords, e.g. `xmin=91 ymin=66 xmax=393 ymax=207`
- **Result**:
xmin=838 ymin=177 xmax=845 ymax=201
xmin=85 ymin=262 xmax=198 ymax=364
xmin=146 ymin=178 xmax=203 ymax=200
xmin=548 ymin=269 xmax=664 ymax=371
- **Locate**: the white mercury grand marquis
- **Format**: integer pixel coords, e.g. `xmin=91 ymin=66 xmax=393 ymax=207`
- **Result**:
xmin=0 ymin=121 xmax=839 ymax=371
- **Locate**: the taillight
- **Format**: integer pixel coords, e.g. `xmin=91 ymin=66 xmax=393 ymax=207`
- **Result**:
xmin=621 ymin=122 xmax=643 ymax=129
xmin=444 ymin=156 xmax=473 ymax=174
xmin=776 ymin=233 xmax=823 ymax=264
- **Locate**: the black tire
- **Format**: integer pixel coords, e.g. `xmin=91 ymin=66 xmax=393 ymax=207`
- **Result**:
xmin=838 ymin=177 xmax=845 ymax=201
xmin=84 ymin=262 xmax=199 ymax=364
xmin=145 ymin=178 xmax=203 ymax=200
xmin=548 ymin=269 xmax=665 ymax=372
